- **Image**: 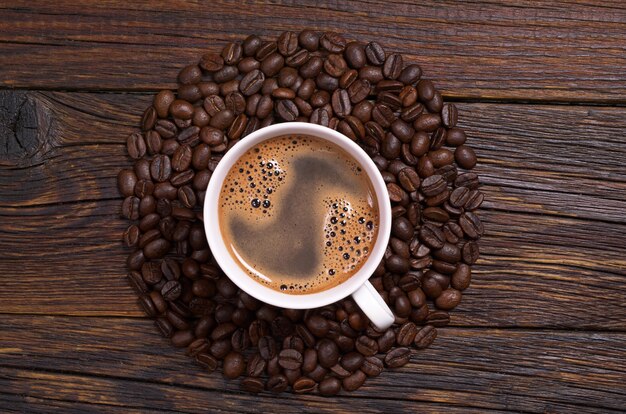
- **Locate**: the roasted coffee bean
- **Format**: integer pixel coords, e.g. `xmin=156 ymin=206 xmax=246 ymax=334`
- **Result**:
xmin=398 ymin=273 xmax=421 ymax=292
xmin=425 ymin=91 xmax=443 ymax=113
xmin=419 ymin=223 xmax=445 ymax=249
xmin=391 ymin=217 xmax=414 ymax=241
xmin=121 ymin=196 xmax=140 ymax=220
xmin=342 ymin=370 xmax=366 ymax=391
xmin=386 ymin=183 xmax=406 ymax=203
xmin=449 ymin=186 xmax=470 ymax=208
xmin=430 ymin=148 xmax=454 ymax=168
xmin=377 ymin=91 xmax=402 ymax=110
xmin=390 ymin=237 xmax=410 ymax=258
xmin=178 ymin=84 xmax=202 ymax=103
xmin=397 ymin=64 xmax=422 ymax=85
xmin=260 ymin=52 xmax=285 ymax=77
xmin=436 ymin=288 xmax=462 ymax=310
xmin=399 ymin=85 xmax=418 ymax=107
xmin=386 ymin=254 xmax=409 ymax=274
xmin=455 ymin=172 xmax=479 ymax=189
xmin=417 ymin=79 xmax=435 ymax=101
xmin=238 ymin=56 xmax=261 ymax=74
xmin=377 ymin=329 xmax=396 ymax=353
xmin=292 ymin=377 xmax=316 ymax=394
xmin=170 ymin=99 xmax=194 ymax=120
xmin=421 ymin=174 xmax=446 ymax=197
xmin=274 ymin=31 xmax=297 ymax=56
xmin=318 ymin=377 xmax=341 ymax=396
xmin=278 ymin=349 xmax=303 ymax=370
xmin=171 ymin=329 xmax=195 ymax=348
xmin=447 ymin=127 xmax=467 ymax=146
xmin=324 ymin=53 xmax=348 ymax=77
xmin=401 ymin=102 xmax=424 ymax=123
xmin=381 ymin=132 xmax=402 ymax=159
xmin=154 ymin=317 xmax=174 ymax=338
xmin=383 ymin=53 xmax=403 ymax=79
xmin=441 ymin=103 xmax=458 ymax=128
xmin=423 ymin=206 xmax=449 ymax=223
xmin=238 ymin=68 xmax=265 ymax=96
xmin=331 ymin=89 xmax=352 ymax=118
xmin=464 ymin=189 xmax=484 ymax=211
xmin=354 ymin=336 xmax=378 ymax=357
xmin=455 ymin=145 xmax=477 ymax=170
xmin=364 ymin=41 xmax=385 ymax=65
xmin=344 ymin=79 xmax=368 ymax=104
xmin=410 ymin=131 xmax=429 ymax=157
xmin=213 ymin=65 xmax=239 ymax=83
xmin=126 ymin=132 xmax=147 ymax=159
xmin=161 ymin=279 xmax=181 ymax=301
xmin=278 ymin=67 xmax=299 ymax=88
xmin=414 ymin=113 xmax=441 ymax=132
xmin=242 ymin=34 xmax=262 ymax=57
xmin=391 ymin=119 xmax=414 ymax=143
xmin=451 ymin=263 xmax=471 ymax=291
xmin=317 ymin=339 xmax=340 ymax=368
xmin=299 ymin=56 xmax=323 ymax=79
xmin=223 ymin=352 xmax=245 ymax=379
xmin=276 ymin=99 xmax=298 ymax=121
xmin=398 ymin=168 xmax=420 ymax=192
xmin=384 ymin=347 xmax=411 ymax=368
xmin=340 ymin=352 xmax=364 ymax=372
xmin=297 ymin=29 xmax=319 ymax=51
xmin=153 ymin=90 xmax=175 ymax=118
xmin=396 ymin=322 xmax=418 ymax=346
xmin=316 ymin=72 xmax=339 ymax=91
xmin=154 ymin=121 xmax=177 ymax=141
xmin=460 ymin=212 xmax=484 ymax=239
xmin=320 ymin=32 xmax=346 ymax=53
xmin=425 ymin=310 xmax=450 ymax=327
xmin=140 ymin=106 xmax=157 ymax=131
xmin=305 ymin=314 xmax=329 ymax=338
xmin=352 ymin=100 xmax=373 ymax=122
xmin=241 ymin=377 xmax=264 ymax=393
xmin=258 ymin=336 xmax=277 ymax=360
xmin=285 ymin=49 xmax=310 ymax=68
xmin=414 ymin=325 xmax=437 ymax=349
xmin=265 ymin=374 xmax=288 ymax=393
xmin=372 ymin=103 xmax=395 ymax=127
xmin=118 ymin=169 xmax=138 ymax=197
xmin=361 ymin=356 xmax=384 ymax=377
xmin=417 ymin=156 xmax=435 ymax=178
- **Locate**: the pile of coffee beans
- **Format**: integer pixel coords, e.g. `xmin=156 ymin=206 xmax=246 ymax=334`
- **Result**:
xmin=118 ymin=31 xmax=483 ymax=395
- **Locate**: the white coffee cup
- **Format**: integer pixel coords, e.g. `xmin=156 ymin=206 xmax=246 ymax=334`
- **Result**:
xmin=204 ymin=122 xmax=394 ymax=330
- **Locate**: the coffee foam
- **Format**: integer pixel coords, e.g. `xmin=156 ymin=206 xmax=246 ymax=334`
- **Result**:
xmin=219 ymin=134 xmax=378 ymax=294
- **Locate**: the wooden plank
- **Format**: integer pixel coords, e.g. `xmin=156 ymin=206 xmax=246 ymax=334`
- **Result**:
xmin=1 ymin=315 xmax=624 ymax=413
xmin=1 ymin=199 xmax=624 ymax=329
xmin=0 ymin=91 xmax=625 ymax=327
xmin=2 ymin=91 xmax=625 ymax=218
xmin=1 ymin=1 xmax=626 ymax=102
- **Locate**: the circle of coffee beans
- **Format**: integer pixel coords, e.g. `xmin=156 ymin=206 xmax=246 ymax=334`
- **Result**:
xmin=118 ymin=31 xmax=483 ymax=395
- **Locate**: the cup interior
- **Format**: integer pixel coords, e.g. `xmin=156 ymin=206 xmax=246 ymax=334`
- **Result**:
xmin=204 ymin=122 xmax=391 ymax=309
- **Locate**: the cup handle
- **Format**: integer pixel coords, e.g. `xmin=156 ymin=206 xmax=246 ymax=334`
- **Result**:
xmin=351 ymin=281 xmax=395 ymax=331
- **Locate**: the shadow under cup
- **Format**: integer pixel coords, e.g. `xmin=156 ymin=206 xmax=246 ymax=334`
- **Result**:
xmin=204 ymin=122 xmax=394 ymax=330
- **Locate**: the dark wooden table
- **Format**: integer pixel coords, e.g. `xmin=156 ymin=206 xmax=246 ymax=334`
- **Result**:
xmin=1 ymin=1 xmax=625 ymax=413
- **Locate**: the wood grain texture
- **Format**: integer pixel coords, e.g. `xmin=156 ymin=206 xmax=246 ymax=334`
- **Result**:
xmin=1 ymin=91 xmax=624 ymax=330
xmin=2 ymin=2 xmax=626 ymax=411
xmin=1 ymin=1 xmax=626 ymax=102
xmin=1 ymin=315 xmax=625 ymax=413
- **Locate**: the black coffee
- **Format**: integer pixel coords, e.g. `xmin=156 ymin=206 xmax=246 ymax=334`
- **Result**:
xmin=218 ymin=134 xmax=379 ymax=294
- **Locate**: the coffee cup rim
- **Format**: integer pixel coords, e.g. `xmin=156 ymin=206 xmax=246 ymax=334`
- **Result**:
xmin=204 ymin=122 xmax=392 ymax=309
